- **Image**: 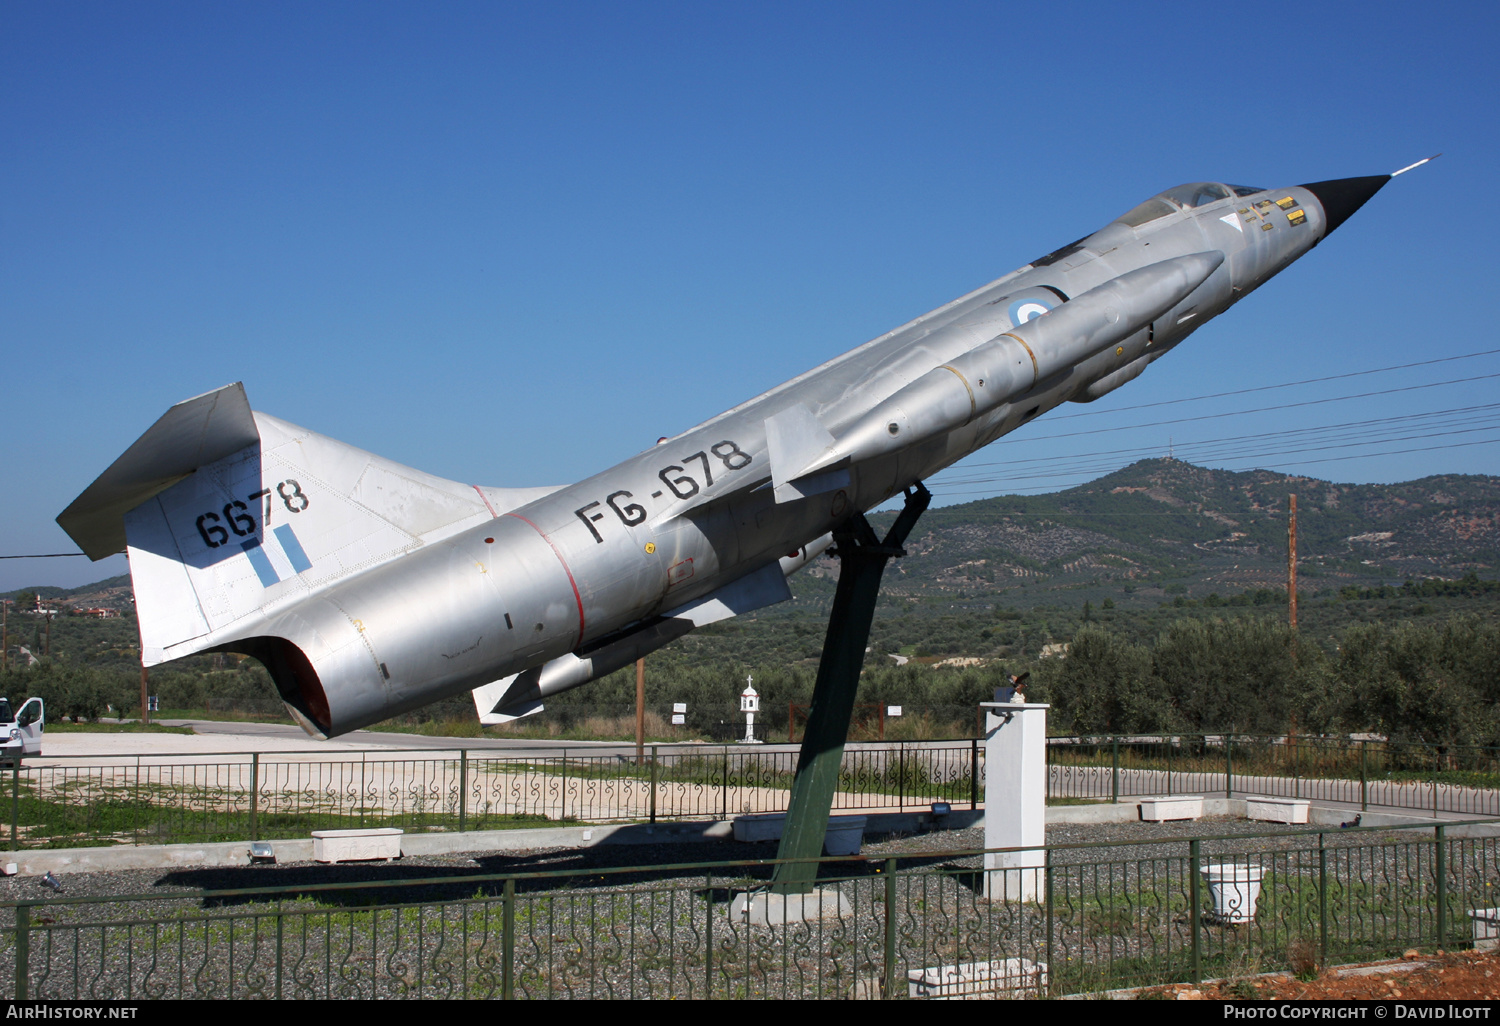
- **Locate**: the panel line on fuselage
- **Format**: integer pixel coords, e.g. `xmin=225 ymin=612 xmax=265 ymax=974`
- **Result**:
xmin=504 ymin=512 xmax=586 ymax=648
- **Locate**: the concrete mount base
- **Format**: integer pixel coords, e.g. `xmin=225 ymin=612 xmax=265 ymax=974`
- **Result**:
xmin=731 ymin=888 xmax=852 ymax=926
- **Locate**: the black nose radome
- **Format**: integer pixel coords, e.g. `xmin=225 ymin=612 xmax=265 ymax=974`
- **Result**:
xmin=1298 ymin=175 xmax=1391 ymax=236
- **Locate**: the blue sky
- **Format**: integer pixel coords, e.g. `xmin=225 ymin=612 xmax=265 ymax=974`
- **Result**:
xmin=4 ymin=1 xmax=1496 ymax=591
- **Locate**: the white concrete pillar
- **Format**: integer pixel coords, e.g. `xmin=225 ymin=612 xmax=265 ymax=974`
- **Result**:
xmin=981 ymin=702 xmax=1048 ymax=902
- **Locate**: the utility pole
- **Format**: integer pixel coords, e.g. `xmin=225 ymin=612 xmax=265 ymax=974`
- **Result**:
xmin=634 ymin=656 xmax=645 ymax=765
xmin=1287 ymin=493 xmax=1298 ymax=631
xmin=2 ymin=600 xmax=8 ymax=671
xmin=44 ymin=612 xmax=51 ymax=659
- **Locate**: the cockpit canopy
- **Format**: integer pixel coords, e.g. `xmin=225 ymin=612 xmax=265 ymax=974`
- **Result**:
xmin=1115 ymin=182 xmax=1264 ymax=228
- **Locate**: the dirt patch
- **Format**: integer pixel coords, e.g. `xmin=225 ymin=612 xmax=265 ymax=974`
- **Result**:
xmin=1146 ymin=948 xmax=1500 ymax=1000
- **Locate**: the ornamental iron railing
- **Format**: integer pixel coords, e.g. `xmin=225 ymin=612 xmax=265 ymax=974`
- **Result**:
xmin=6 ymin=734 xmax=1498 ymax=850
xmin=3 ymin=822 xmax=1493 ymax=999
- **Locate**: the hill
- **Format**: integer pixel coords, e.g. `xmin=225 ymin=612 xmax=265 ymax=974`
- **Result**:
xmin=9 ymin=459 xmax=1499 ymax=623
xmin=840 ymin=458 xmax=1500 ymax=612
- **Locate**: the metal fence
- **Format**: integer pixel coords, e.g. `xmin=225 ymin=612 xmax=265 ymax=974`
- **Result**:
xmin=9 ymin=734 xmax=1500 ymax=851
xmin=4 ymin=822 xmax=1495 ymax=999
xmin=7 ymin=742 xmax=981 ymax=849
xmin=1047 ymin=735 xmax=1500 ymax=817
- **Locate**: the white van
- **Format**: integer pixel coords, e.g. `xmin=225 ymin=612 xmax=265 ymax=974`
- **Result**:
xmin=0 ymin=698 xmax=44 ymax=765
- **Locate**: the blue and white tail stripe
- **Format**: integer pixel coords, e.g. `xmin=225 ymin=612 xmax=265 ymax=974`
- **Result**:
xmin=274 ymin=524 xmax=314 ymax=574
xmin=242 ymin=524 xmax=314 ymax=588
xmin=240 ymin=537 xmax=280 ymax=588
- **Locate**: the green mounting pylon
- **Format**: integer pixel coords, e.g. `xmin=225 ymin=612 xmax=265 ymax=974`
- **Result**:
xmin=771 ymin=482 xmax=930 ymax=894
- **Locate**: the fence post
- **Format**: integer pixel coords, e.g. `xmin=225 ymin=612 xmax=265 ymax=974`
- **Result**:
xmin=1188 ymin=839 xmax=1202 ymax=985
xmin=502 ymin=877 xmax=515 ymax=999
xmin=1435 ymin=824 xmax=1448 ymax=948
xmin=1294 ymin=738 xmax=1301 ymax=800
xmin=133 ymin=755 xmax=141 ymax=846
xmin=559 ymin=755 xmax=566 ymax=822
xmin=1318 ymin=833 xmax=1328 ymax=969
xmin=10 ymin=759 xmax=17 ymax=848
xmin=14 ymin=901 xmax=29 ymax=1000
xmin=882 ymin=857 xmax=897 ymax=999
xmin=1045 ymin=846 xmax=1055 ymax=996
xmin=1225 ymin=735 xmax=1233 ymax=800
xmin=249 ymin=753 xmax=259 ymax=842
xmin=649 ymin=746 xmax=658 ymax=825
xmin=1111 ymin=737 xmax=1119 ymax=804
xmin=704 ymin=870 xmax=714 ymax=998
xmin=722 ymin=749 xmax=729 ymax=821
xmin=459 ymin=749 xmax=468 ymax=833
xmin=969 ymin=739 xmax=979 ymax=811
xmin=274 ymin=911 xmax=284 ymax=1000
xmin=898 ymin=742 xmax=906 ymax=812
xmin=1361 ymin=741 xmax=1368 ymax=812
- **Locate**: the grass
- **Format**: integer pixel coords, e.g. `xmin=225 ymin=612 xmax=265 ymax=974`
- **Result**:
xmin=155 ymin=706 xmax=292 ymax=725
xmin=44 ymin=722 xmax=196 ymax=735
xmin=1043 ymin=857 xmax=1484 ymax=995
xmin=0 ymin=775 xmax=575 ymax=848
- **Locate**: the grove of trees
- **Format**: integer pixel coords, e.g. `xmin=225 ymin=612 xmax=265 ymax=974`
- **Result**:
xmin=5 ymin=586 xmax=1499 ymax=750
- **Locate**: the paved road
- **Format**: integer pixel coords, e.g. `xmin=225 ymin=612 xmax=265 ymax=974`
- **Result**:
xmin=139 ymin=720 xmax=974 ymax=761
xmin=167 ymin=719 xmax=633 ymax=756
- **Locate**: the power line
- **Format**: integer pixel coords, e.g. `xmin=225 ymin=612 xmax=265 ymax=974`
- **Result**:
xmin=994 ymin=371 xmax=1500 ymax=444
xmin=0 ymin=553 xmax=86 ymax=560
xmin=935 ymin=403 xmax=1500 ymax=488
xmin=931 ymin=433 xmax=1500 ymax=498
xmin=944 ymin=402 xmax=1500 ymax=476
xmin=1047 ymin=346 xmax=1500 ymax=421
xmin=938 ymin=421 xmax=1500 ymax=487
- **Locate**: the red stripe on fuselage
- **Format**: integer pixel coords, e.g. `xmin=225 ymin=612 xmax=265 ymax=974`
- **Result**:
xmin=473 ymin=485 xmax=498 ymax=518
xmin=504 ymin=512 xmax=585 ymax=648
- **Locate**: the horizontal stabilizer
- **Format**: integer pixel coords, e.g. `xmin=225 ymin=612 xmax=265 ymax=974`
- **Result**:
xmin=765 ymin=403 xmax=849 ymax=503
xmin=58 ymin=383 xmax=259 ymax=560
xmin=470 ymin=680 xmax=544 ymax=724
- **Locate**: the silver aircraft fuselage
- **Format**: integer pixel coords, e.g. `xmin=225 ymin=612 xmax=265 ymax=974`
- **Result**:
xmin=59 ymin=172 xmax=1397 ymax=737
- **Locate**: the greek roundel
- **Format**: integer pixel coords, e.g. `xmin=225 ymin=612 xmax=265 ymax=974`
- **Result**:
xmin=1008 ymin=298 xmax=1054 ymax=325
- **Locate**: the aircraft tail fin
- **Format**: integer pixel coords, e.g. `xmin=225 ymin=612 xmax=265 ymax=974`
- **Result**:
xmin=59 ymin=384 xmax=559 ymax=665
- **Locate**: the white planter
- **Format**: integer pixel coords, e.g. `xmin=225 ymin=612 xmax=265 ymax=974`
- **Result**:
xmin=1139 ymin=796 xmax=1203 ymax=822
xmin=1201 ymin=862 xmax=1263 ymax=924
xmin=732 ymin=813 xmax=786 ymax=843
xmin=731 ymin=813 xmax=867 ymax=856
xmin=1470 ymin=908 xmax=1500 ymax=952
xmin=823 ymin=816 xmax=868 ymax=856
xmin=907 ymin=957 xmax=1048 ymax=999
xmin=1245 ymin=796 xmax=1310 ymax=824
xmin=311 ymin=828 xmax=403 ymax=863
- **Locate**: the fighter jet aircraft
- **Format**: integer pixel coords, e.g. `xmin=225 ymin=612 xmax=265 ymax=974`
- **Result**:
xmin=58 ymin=167 xmax=1422 ymax=739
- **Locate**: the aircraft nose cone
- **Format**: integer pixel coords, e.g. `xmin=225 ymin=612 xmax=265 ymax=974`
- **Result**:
xmin=1298 ymin=175 xmax=1391 ymax=236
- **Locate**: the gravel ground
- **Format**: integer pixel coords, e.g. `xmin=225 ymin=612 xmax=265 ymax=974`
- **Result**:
xmin=0 ymin=815 xmax=1419 ymax=908
xmin=0 ymin=817 xmax=1480 ymax=1000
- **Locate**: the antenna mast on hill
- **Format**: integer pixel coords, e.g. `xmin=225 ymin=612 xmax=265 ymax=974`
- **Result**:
xmin=1287 ymin=494 xmax=1298 ymax=631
